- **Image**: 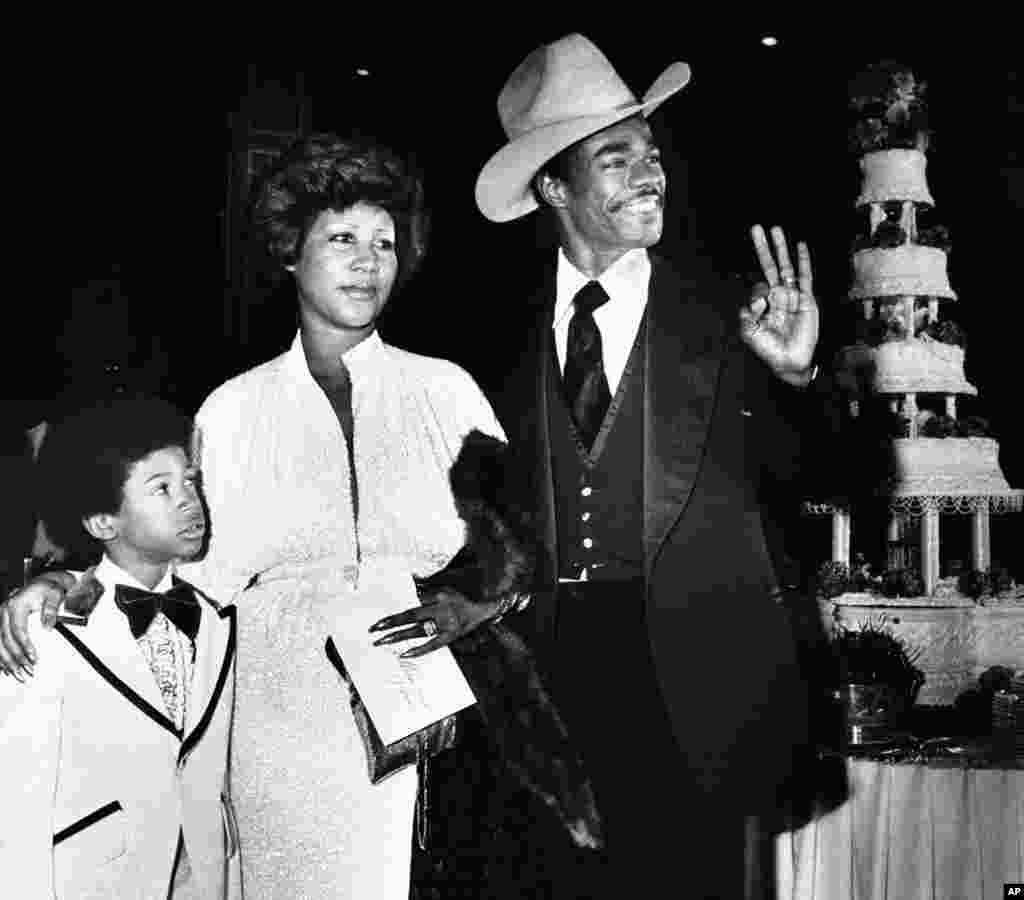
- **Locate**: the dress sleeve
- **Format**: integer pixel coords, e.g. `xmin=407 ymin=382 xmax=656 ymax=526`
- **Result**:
xmin=445 ymin=363 xmax=507 ymax=445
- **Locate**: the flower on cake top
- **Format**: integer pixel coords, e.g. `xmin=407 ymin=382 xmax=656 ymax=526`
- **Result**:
xmin=848 ymin=60 xmax=930 ymax=154
xmin=923 ymin=318 xmax=967 ymax=347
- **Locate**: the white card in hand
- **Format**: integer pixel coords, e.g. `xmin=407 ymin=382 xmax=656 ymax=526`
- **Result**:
xmin=329 ymin=558 xmax=477 ymax=745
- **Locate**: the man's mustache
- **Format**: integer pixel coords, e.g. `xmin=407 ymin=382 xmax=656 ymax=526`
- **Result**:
xmin=611 ymin=187 xmax=664 ymax=212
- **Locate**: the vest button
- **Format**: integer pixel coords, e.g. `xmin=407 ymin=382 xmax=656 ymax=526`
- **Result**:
xmin=581 ymin=512 xmax=591 ymax=522
xmin=581 ymin=486 xmax=592 ymax=497
xmin=582 ymin=537 xmax=594 ymax=549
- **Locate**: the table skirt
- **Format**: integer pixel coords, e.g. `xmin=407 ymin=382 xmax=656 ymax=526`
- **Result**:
xmin=776 ymin=759 xmax=1023 ymax=900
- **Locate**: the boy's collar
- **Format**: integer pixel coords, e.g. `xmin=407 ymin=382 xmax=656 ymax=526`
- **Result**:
xmin=96 ymin=555 xmax=175 ymax=594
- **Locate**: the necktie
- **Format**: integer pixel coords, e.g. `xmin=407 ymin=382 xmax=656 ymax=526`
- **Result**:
xmin=563 ymin=281 xmax=612 ymax=449
xmin=114 ymin=579 xmax=201 ymax=642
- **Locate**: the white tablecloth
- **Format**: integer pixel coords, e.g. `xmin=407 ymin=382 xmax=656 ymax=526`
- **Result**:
xmin=776 ymin=759 xmax=1023 ymax=900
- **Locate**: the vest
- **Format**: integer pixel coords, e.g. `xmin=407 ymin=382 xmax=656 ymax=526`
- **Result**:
xmin=548 ymin=317 xmax=646 ymax=580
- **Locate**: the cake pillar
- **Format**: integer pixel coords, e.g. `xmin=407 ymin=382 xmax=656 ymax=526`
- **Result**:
xmin=887 ymin=513 xmax=906 ymax=570
xmin=869 ymin=204 xmax=885 ymax=233
xmin=863 ymin=300 xmax=875 ymax=320
xmin=971 ymin=504 xmax=991 ymax=572
xmin=929 ymin=298 xmax=939 ymax=324
xmin=901 ymin=201 xmax=915 ymax=239
xmin=902 ymin=296 xmax=915 ymax=337
xmin=945 ymin=395 xmax=957 ymax=419
xmin=904 ymin=393 xmax=918 ymax=438
xmin=920 ymin=505 xmax=940 ymax=595
xmin=831 ymin=508 xmax=851 ymax=566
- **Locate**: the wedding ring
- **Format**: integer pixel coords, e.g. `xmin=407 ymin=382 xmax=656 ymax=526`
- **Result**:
xmin=782 ymin=276 xmax=796 ymax=287
xmin=422 ymin=620 xmax=438 ymax=638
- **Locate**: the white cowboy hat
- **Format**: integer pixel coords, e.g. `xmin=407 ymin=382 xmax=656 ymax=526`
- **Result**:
xmin=475 ymin=33 xmax=691 ymax=223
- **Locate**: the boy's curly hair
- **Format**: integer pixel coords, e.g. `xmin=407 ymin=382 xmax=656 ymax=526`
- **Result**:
xmin=36 ymin=393 xmax=193 ymax=561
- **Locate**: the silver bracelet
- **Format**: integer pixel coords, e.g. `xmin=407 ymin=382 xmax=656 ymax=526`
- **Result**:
xmin=493 ymin=591 xmax=532 ymax=623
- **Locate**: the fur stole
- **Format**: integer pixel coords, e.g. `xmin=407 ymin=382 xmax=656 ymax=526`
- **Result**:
xmin=415 ymin=430 xmax=604 ymax=851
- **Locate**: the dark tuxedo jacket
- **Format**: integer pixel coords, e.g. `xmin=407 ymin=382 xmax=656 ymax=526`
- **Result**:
xmin=492 ymin=249 xmax=819 ymax=813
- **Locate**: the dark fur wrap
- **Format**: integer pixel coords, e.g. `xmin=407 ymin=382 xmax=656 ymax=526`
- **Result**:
xmin=415 ymin=430 xmax=604 ymax=850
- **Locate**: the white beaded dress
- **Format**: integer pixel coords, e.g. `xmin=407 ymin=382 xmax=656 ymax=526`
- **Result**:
xmin=182 ymin=331 xmax=503 ymax=899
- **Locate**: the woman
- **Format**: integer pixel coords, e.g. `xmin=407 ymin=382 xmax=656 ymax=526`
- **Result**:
xmin=188 ymin=134 xmax=510 ymax=898
xmin=2 ymin=134 xmax=508 ymax=899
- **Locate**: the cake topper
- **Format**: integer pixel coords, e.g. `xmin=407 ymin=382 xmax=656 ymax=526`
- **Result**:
xmin=848 ymin=60 xmax=930 ymax=154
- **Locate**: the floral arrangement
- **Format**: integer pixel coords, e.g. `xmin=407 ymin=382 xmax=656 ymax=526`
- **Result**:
xmin=954 ymin=665 xmax=1017 ymax=732
xmin=954 ymin=415 xmax=990 ymax=437
xmin=816 ymin=555 xmax=887 ymax=598
xmin=958 ymin=566 xmax=1015 ymax=599
xmin=921 ymin=413 xmax=957 ymax=438
xmin=916 ymin=223 xmax=953 ymax=252
xmin=916 ymin=412 xmax=990 ymax=439
xmin=848 ymin=60 xmax=929 ymax=154
xmin=885 ymin=411 xmax=911 ymax=438
xmin=852 ymin=312 xmax=966 ymax=349
xmin=817 ymin=560 xmax=852 ymax=599
xmin=880 ymin=566 xmax=925 ymax=598
xmin=851 ymin=206 xmax=952 ymax=253
xmin=922 ymin=318 xmax=967 ymax=347
xmin=832 ymin=617 xmax=924 ymax=688
xmin=854 ymin=315 xmax=898 ymax=346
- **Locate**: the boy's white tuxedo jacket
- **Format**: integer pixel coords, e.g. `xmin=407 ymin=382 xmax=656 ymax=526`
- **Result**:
xmin=0 ymin=580 xmax=239 ymax=900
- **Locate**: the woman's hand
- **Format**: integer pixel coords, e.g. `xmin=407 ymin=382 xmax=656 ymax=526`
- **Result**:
xmin=0 ymin=569 xmax=101 ymax=679
xmin=1 ymin=572 xmax=71 ymax=678
xmin=369 ymin=588 xmax=500 ymax=659
xmin=740 ymin=224 xmax=820 ymax=387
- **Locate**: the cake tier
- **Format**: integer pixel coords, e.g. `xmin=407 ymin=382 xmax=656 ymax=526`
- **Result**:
xmin=850 ymin=245 xmax=956 ymax=300
xmin=856 ymin=149 xmax=934 ymax=206
xmin=837 ymin=338 xmax=976 ymax=396
xmin=877 ymin=337 xmax=975 ymax=395
xmin=890 ymin=437 xmax=1018 ymax=498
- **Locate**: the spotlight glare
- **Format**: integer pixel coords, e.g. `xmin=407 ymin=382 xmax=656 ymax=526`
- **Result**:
xmin=761 ymin=35 xmax=778 ymax=47
xmin=355 ymin=67 xmax=370 ymax=77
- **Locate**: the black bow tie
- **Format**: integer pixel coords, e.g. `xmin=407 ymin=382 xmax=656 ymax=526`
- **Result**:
xmin=114 ymin=579 xmax=201 ymax=642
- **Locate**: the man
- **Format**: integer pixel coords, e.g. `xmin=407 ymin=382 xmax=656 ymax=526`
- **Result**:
xmin=473 ymin=34 xmax=827 ymax=899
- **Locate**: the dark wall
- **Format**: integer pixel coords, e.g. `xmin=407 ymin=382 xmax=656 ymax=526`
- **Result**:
xmin=12 ymin=26 xmax=1021 ymax=567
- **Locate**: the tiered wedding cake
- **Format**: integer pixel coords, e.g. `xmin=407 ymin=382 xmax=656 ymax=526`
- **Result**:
xmin=808 ymin=62 xmax=1023 ymax=706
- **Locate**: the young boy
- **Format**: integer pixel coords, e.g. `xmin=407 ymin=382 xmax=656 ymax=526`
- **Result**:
xmin=0 ymin=394 xmax=239 ymax=899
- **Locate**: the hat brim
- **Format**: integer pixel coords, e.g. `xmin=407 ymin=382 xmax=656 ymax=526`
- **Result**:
xmin=475 ymin=61 xmax=691 ymax=223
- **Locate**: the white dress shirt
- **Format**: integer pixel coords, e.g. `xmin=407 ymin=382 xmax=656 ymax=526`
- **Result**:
xmin=96 ymin=556 xmax=194 ymax=733
xmin=552 ymin=247 xmax=651 ymax=395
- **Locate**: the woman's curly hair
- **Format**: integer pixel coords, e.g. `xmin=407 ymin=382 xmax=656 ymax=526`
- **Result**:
xmin=251 ymin=133 xmax=430 ymax=292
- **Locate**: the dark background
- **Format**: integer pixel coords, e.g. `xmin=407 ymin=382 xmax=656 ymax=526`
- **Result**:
xmin=10 ymin=22 xmax=1022 ymax=570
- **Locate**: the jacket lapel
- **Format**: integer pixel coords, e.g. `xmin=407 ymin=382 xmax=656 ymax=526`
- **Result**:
xmin=57 ymin=596 xmax=180 ymax=738
xmin=642 ymin=256 xmax=727 ymax=571
xmin=181 ymin=588 xmax=236 ymax=764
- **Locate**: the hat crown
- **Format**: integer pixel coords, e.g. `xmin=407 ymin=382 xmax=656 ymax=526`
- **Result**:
xmin=499 ymin=34 xmax=638 ymax=139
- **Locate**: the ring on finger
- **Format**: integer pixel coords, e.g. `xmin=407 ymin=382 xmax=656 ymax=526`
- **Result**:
xmin=422 ymin=619 xmax=438 ymax=638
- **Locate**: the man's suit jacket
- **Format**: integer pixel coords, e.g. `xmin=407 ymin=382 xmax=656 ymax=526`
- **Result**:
xmin=493 ymin=250 xmax=816 ymax=813
xmin=0 ymin=583 xmax=239 ymax=900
